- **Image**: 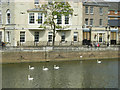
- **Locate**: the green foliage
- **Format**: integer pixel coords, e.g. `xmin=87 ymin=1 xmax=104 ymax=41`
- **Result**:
xmin=40 ymin=1 xmax=73 ymax=46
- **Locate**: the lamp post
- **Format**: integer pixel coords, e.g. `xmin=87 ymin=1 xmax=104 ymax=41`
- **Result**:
xmin=105 ymin=24 xmax=111 ymax=46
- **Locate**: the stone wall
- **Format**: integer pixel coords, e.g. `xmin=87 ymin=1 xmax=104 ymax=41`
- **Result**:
xmin=1 ymin=50 xmax=119 ymax=63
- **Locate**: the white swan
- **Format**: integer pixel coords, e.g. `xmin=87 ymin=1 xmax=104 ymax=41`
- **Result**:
xmin=54 ymin=65 xmax=59 ymax=70
xmin=80 ymin=56 xmax=83 ymax=58
xmin=97 ymin=60 xmax=101 ymax=64
xmin=29 ymin=65 xmax=34 ymax=70
xmin=43 ymin=66 xmax=48 ymax=71
xmin=28 ymin=75 xmax=34 ymax=80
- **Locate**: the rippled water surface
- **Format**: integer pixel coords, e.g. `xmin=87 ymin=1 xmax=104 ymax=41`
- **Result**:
xmin=2 ymin=59 xmax=118 ymax=88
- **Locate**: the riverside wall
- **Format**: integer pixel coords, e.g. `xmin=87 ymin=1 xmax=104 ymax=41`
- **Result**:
xmin=1 ymin=49 xmax=120 ymax=64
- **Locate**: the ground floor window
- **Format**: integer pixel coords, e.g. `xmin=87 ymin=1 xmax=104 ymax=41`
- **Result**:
xmin=73 ymin=32 xmax=78 ymax=41
xmin=34 ymin=32 xmax=39 ymax=42
xmin=6 ymin=31 xmax=10 ymax=42
xmin=0 ymin=31 xmax=2 ymax=41
xmin=83 ymin=32 xmax=90 ymax=40
xmin=111 ymin=32 xmax=116 ymax=40
xmin=48 ymin=32 xmax=53 ymax=42
xmin=61 ymin=32 xmax=65 ymax=42
xmin=20 ymin=32 xmax=25 ymax=42
xmin=99 ymin=33 xmax=102 ymax=42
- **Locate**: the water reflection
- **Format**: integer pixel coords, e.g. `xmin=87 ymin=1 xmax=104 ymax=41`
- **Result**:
xmin=2 ymin=59 xmax=118 ymax=88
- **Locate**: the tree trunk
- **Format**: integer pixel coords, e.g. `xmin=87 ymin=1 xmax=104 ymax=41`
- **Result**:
xmin=52 ymin=24 xmax=56 ymax=47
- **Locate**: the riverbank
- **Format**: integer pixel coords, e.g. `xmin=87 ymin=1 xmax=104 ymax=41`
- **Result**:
xmin=1 ymin=47 xmax=120 ymax=64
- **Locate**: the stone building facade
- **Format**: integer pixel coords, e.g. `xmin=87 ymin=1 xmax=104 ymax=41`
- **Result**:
xmin=0 ymin=0 xmax=117 ymax=47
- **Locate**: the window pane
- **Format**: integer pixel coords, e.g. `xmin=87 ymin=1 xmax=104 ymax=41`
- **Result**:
xmin=65 ymin=15 xmax=69 ymax=24
xmin=90 ymin=7 xmax=93 ymax=14
xmin=85 ymin=6 xmax=88 ymax=14
xmin=7 ymin=13 xmax=10 ymax=24
xmin=100 ymin=7 xmax=103 ymax=14
xmin=20 ymin=32 xmax=25 ymax=42
xmin=57 ymin=15 xmax=62 ymax=24
xmin=99 ymin=19 xmax=102 ymax=25
xmin=61 ymin=32 xmax=65 ymax=42
xmin=90 ymin=19 xmax=93 ymax=25
xmin=74 ymin=32 xmax=78 ymax=41
xmin=48 ymin=32 xmax=53 ymax=42
xmin=29 ymin=13 xmax=34 ymax=24
xmin=38 ymin=13 xmax=42 ymax=24
xmin=85 ymin=18 xmax=88 ymax=25
xmin=34 ymin=0 xmax=39 ymax=4
xmin=34 ymin=32 xmax=39 ymax=42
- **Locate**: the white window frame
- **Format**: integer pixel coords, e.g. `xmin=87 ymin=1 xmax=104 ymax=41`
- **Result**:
xmin=99 ymin=7 xmax=103 ymax=15
xmin=65 ymin=15 xmax=69 ymax=24
xmin=85 ymin=6 xmax=89 ymax=14
xmin=48 ymin=32 xmax=53 ymax=42
xmin=73 ymin=32 xmax=78 ymax=42
xmin=57 ymin=15 xmax=62 ymax=24
xmin=61 ymin=32 xmax=65 ymax=42
xmin=99 ymin=19 xmax=102 ymax=26
xmin=20 ymin=32 xmax=25 ymax=42
xmin=6 ymin=31 xmax=10 ymax=42
xmin=90 ymin=6 xmax=93 ymax=14
xmin=29 ymin=13 xmax=35 ymax=24
xmin=90 ymin=19 xmax=93 ymax=26
xmin=34 ymin=32 xmax=39 ymax=42
xmin=34 ymin=0 xmax=39 ymax=5
xmin=38 ymin=13 xmax=42 ymax=24
xmin=6 ymin=10 xmax=10 ymax=24
xmin=85 ymin=18 xmax=88 ymax=25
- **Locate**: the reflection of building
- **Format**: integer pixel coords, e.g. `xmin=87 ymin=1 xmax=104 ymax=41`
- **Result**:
xmin=82 ymin=2 xmax=109 ymax=45
xmin=0 ymin=0 xmax=117 ymax=46
xmin=107 ymin=2 xmax=120 ymax=44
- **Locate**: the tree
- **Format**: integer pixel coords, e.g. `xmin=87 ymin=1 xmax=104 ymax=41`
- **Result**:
xmin=40 ymin=1 xmax=73 ymax=46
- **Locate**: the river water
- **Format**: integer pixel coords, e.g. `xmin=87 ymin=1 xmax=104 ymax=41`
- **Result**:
xmin=2 ymin=59 xmax=118 ymax=88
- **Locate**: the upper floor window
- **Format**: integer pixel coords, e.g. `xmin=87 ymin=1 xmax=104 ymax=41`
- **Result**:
xmin=65 ymin=15 xmax=69 ymax=24
xmin=115 ymin=10 xmax=118 ymax=14
xmin=85 ymin=6 xmax=89 ymax=14
xmin=57 ymin=15 xmax=62 ymax=24
xmin=0 ymin=10 xmax=2 ymax=24
xmin=90 ymin=19 xmax=93 ymax=26
xmin=34 ymin=0 xmax=39 ymax=4
xmin=6 ymin=10 xmax=10 ymax=24
xmin=90 ymin=7 xmax=93 ymax=14
xmin=99 ymin=7 xmax=103 ymax=15
xmin=85 ymin=18 xmax=88 ymax=25
xmin=38 ymin=13 xmax=42 ymax=24
xmin=99 ymin=19 xmax=102 ymax=26
xmin=8 ymin=0 xmax=10 ymax=4
xmin=29 ymin=13 xmax=34 ymax=24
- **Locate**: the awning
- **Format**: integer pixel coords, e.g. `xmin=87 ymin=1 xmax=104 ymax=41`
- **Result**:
xmin=83 ymin=28 xmax=90 ymax=32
